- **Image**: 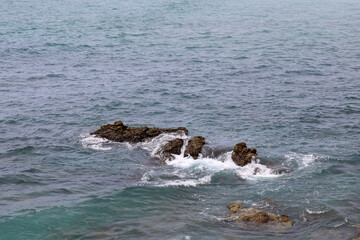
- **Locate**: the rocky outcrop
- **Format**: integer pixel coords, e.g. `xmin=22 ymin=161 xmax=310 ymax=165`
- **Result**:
xmin=231 ymin=142 xmax=257 ymax=167
xmin=90 ymin=121 xmax=188 ymax=143
xmin=184 ymin=136 xmax=206 ymax=159
xmin=156 ymin=138 xmax=184 ymax=163
xmin=226 ymin=203 xmax=293 ymax=228
xmin=91 ymin=121 xmax=277 ymax=169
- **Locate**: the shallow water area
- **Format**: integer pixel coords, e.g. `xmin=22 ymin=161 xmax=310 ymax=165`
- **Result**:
xmin=1 ymin=0 xmax=360 ymax=239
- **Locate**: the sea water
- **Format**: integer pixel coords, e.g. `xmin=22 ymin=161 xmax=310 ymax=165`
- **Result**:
xmin=0 ymin=0 xmax=359 ymax=239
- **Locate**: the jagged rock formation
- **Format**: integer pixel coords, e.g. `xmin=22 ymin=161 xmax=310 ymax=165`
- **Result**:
xmin=90 ymin=121 xmax=188 ymax=143
xmin=226 ymin=203 xmax=293 ymax=228
xmin=184 ymin=136 xmax=206 ymax=159
xmin=231 ymin=142 xmax=257 ymax=167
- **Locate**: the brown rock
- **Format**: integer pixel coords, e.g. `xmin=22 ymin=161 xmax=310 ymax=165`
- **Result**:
xmin=231 ymin=142 xmax=257 ymax=167
xmin=157 ymin=138 xmax=184 ymax=163
xmin=91 ymin=121 xmax=188 ymax=143
xmin=184 ymin=136 xmax=206 ymax=159
xmin=241 ymin=211 xmax=269 ymax=223
xmin=279 ymin=215 xmax=291 ymax=222
xmin=226 ymin=203 xmax=294 ymax=228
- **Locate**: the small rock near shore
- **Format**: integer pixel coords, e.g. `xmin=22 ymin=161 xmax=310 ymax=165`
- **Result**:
xmin=225 ymin=202 xmax=294 ymax=228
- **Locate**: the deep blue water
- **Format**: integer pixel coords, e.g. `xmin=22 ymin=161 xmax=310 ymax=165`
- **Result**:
xmin=1 ymin=0 xmax=360 ymax=239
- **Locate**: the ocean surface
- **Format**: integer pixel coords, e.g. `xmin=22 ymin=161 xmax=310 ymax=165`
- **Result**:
xmin=1 ymin=0 xmax=360 ymax=239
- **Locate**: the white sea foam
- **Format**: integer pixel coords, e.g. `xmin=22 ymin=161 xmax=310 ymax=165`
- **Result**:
xmin=284 ymin=152 xmax=317 ymax=169
xmin=80 ymin=133 xmax=112 ymax=150
xmin=167 ymin=153 xmax=237 ymax=171
xmin=235 ymin=161 xmax=280 ymax=180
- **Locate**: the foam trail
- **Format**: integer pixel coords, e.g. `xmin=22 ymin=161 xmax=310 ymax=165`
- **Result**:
xmin=156 ymin=175 xmax=212 ymax=187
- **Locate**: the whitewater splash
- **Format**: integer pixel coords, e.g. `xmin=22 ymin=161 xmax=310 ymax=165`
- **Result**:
xmin=140 ymin=133 xmax=280 ymax=186
xmin=80 ymin=133 xmax=112 ymax=150
xmin=81 ymin=132 xmax=317 ymax=187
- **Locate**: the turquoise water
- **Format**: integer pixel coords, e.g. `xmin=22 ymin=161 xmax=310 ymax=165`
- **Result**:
xmin=1 ymin=0 xmax=360 ymax=239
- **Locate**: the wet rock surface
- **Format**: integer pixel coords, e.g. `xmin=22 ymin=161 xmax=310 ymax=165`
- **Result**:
xmin=225 ymin=203 xmax=294 ymax=229
xmin=184 ymin=136 xmax=206 ymax=159
xmin=156 ymin=138 xmax=184 ymax=163
xmin=231 ymin=142 xmax=257 ymax=167
xmin=90 ymin=121 xmax=188 ymax=143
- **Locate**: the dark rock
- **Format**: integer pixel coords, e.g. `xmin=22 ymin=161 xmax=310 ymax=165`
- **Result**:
xmin=231 ymin=142 xmax=257 ymax=167
xmin=91 ymin=121 xmax=188 ymax=143
xmin=225 ymin=202 xmax=294 ymax=228
xmin=184 ymin=136 xmax=206 ymax=159
xmin=157 ymin=138 xmax=184 ymax=163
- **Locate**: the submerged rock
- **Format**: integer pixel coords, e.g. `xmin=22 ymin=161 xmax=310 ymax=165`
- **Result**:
xmin=231 ymin=142 xmax=257 ymax=167
xmin=90 ymin=121 xmax=188 ymax=143
xmin=184 ymin=136 xmax=206 ymax=159
xmin=156 ymin=138 xmax=184 ymax=163
xmin=271 ymin=167 xmax=292 ymax=175
xmin=202 ymin=145 xmax=233 ymax=158
xmin=225 ymin=203 xmax=293 ymax=229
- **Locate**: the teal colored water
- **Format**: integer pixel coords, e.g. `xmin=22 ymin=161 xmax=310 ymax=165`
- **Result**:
xmin=1 ymin=0 xmax=360 ymax=239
